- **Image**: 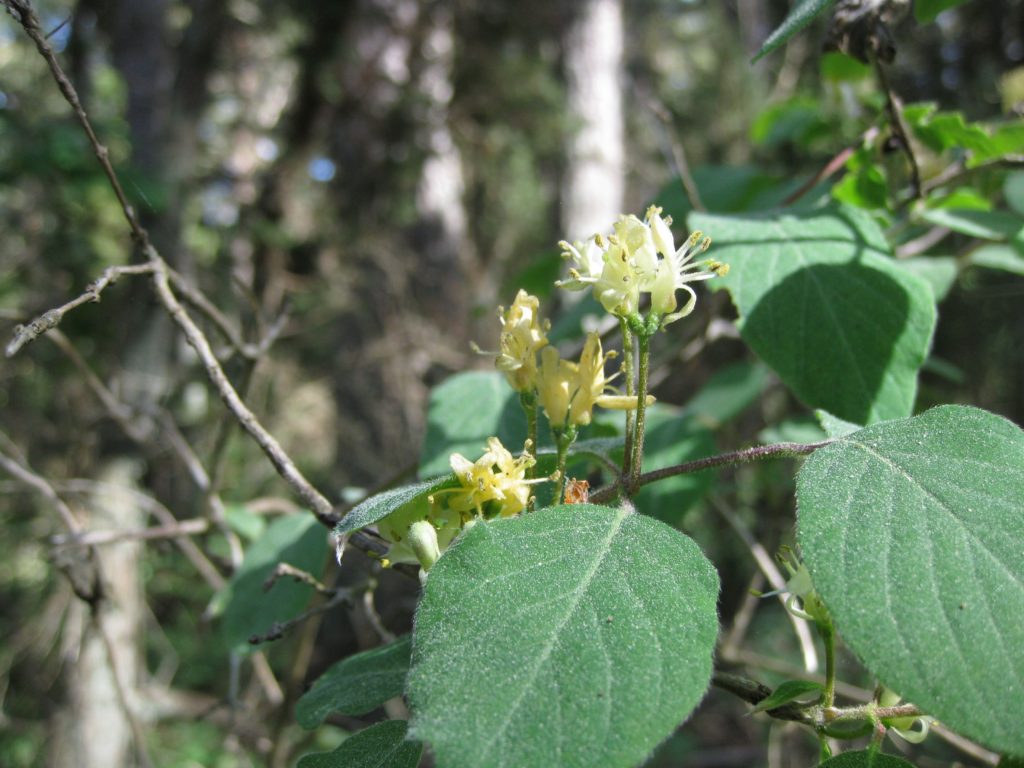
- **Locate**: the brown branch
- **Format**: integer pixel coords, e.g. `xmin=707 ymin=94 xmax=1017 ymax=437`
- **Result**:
xmin=263 ymin=563 xmax=333 ymax=595
xmin=6 ymin=263 xmax=156 ymax=357
xmin=875 ymin=58 xmax=922 ymax=201
xmin=589 ymin=440 xmax=832 ymax=504
xmin=3 ymin=0 xmax=149 ymax=246
xmin=52 ymin=518 xmax=210 ymax=548
xmin=247 ymin=587 xmax=357 ymax=645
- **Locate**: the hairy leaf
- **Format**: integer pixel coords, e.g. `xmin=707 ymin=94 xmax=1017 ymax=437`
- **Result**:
xmin=296 ymin=636 xmax=412 ymax=728
xmin=752 ymin=0 xmax=836 ymax=63
xmin=798 ymin=406 xmax=1024 ymax=754
xmin=408 ymin=504 xmax=720 ymax=767
xmin=296 ymin=720 xmax=421 ymax=768
xmin=334 ymin=476 xmax=459 ymax=537
xmin=819 ymin=750 xmax=917 ymax=768
xmin=691 ymin=205 xmax=936 ymax=424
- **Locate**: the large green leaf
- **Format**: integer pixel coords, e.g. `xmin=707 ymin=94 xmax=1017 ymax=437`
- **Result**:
xmin=296 ymin=636 xmax=412 ymax=728
xmin=334 ymin=476 xmax=459 ymax=537
xmin=797 ymin=406 xmax=1024 ymax=755
xmin=752 ymin=0 xmax=836 ymax=63
xmin=296 ymin=720 xmax=422 ymax=768
xmin=219 ymin=515 xmax=327 ymax=653
xmin=419 ymin=371 xmax=528 ymax=479
xmin=819 ymin=750 xmax=917 ymax=768
xmin=408 ymin=504 xmax=720 ymax=767
xmin=691 ymin=205 xmax=936 ymax=424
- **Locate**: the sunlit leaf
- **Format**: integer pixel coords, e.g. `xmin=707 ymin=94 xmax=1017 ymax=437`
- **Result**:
xmin=798 ymin=406 xmax=1024 ymax=754
xmin=408 ymin=504 xmax=720 ymax=767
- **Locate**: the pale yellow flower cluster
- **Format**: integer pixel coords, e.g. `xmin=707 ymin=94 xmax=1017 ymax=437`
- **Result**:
xmin=445 ymin=436 xmax=537 ymax=518
xmin=536 ymin=332 xmax=648 ymax=428
xmin=377 ymin=436 xmax=538 ymax=569
xmin=495 ymin=290 xmax=549 ymax=392
xmin=557 ymin=205 xmax=726 ymax=326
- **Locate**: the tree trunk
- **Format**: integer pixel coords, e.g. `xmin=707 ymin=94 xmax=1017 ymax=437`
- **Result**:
xmin=562 ymin=0 xmax=625 ymax=240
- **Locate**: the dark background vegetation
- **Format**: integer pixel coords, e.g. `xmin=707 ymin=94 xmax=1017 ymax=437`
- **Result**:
xmin=1 ymin=0 xmax=1022 ymax=766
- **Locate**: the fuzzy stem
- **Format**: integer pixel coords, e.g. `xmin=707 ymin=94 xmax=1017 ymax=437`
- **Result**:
xmin=821 ymin=620 xmax=837 ymax=708
xmin=628 ymin=334 xmax=652 ymax=495
xmin=619 ymin=318 xmax=635 ymax=478
xmin=552 ymin=427 xmax=576 ymax=504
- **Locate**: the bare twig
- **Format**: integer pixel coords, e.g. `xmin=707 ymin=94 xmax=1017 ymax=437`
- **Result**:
xmin=150 ymin=260 xmax=338 ymax=527
xmin=782 ymin=127 xmax=880 ymax=207
xmin=894 ymin=225 xmax=951 ymax=259
xmin=589 ymin=440 xmax=832 ymax=504
xmin=263 ymin=563 xmax=333 ymax=595
xmin=247 ymin=587 xmax=357 ymax=645
xmin=875 ymin=58 xmax=922 ymax=200
xmin=52 ymin=518 xmax=210 ymax=547
xmin=711 ymin=497 xmax=819 ymax=673
xmin=646 ymin=96 xmax=706 ymax=213
xmin=0 ymin=433 xmax=152 ymax=764
xmin=6 ymin=264 xmax=156 ymax=357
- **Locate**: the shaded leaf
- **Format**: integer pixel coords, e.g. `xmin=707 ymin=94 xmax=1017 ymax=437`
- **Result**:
xmin=797 ymin=406 xmax=1024 ymax=754
xmin=296 ymin=720 xmax=421 ymax=768
xmin=296 ymin=636 xmax=412 ymax=728
xmin=419 ymin=371 xmax=528 ymax=479
xmin=915 ymin=0 xmax=971 ymax=24
xmin=220 ymin=515 xmax=326 ymax=653
xmin=690 ymin=205 xmax=936 ymax=424
xmin=749 ymin=679 xmax=823 ymax=714
xmin=408 ymin=504 xmax=720 ymax=768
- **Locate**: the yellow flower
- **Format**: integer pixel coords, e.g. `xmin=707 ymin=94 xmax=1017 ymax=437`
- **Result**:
xmin=645 ymin=206 xmax=726 ymax=327
xmin=493 ymin=290 xmax=549 ymax=392
xmin=555 ymin=206 xmax=726 ymax=324
xmin=446 ymin=437 xmax=537 ymax=518
xmin=536 ymin=333 xmax=652 ymax=427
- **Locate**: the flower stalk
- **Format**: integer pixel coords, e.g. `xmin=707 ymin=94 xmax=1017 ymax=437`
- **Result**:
xmin=628 ymin=332 xmax=652 ymax=495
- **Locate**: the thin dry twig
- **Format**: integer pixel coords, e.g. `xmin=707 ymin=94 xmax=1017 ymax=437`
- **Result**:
xmin=263 ymin=563 xmax=333 ymax=595
xmin=247 ymin=587 xmax=357 ymax=646
xmin=645 ymin=96 xmax=706 ymax=213
xmin=711 ymin=497 xmax=818 ymax=673
xmin=875 ymin=58 xmax=922 ymax=200
xmin=6 ymin=263 xmax=156 ymax=357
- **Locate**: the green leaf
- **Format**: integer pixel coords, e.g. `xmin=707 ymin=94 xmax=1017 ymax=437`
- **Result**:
xmin=334 ymin=476 xmax=459 ymax=537
xmin=296 ymin=636 xmax=412 ymax=728
xmin=654 ymin=165 xmax=811 ymax=218
xmin=818 ymin=750 xmax=917 ymax=768
xmin=832 ymin=146 xmax=889 ymax=211
xmin=970 ymin=243 xmax=1024 ymax=275
xmin=684 ymin=360 xmax=769 ymax=428
xmin=918 ymin=208 xmax=1024 ymax=241
xmin=797 ymin=405 xmax=1024 ymax=755
xmin=690 ymin=204 xmax=936 ymax=424
xmin=752 ymin=0 xmax=836 ymax=63
xmin=815 ymin=410 xmax=862 ymax=438
xmin=895 ymin=256 xmax=958 ymax=301
xmin=219 ymin=515 xmax=327 ymax=653
xmin=915 ymin=0 xmax=971 ymax=24
xmin=749 ymin=679 xmax=823 ymax=714
xmin=224 ymin=503 xmax=267 ymax=542
xmin=296 ymin=720 xmax=422 ymax=768
xmin=633 ymin=406 xmax=716 ymax=525
xmin=820 ymin=52 xmax=872 ymax=82
xmin=1004 ymin=171 xmax=1024 ymax=216
xmin=419 ymin=371 xmax=528 ymax=479
xmin=408 ymin=504 xmax=720 ymax=768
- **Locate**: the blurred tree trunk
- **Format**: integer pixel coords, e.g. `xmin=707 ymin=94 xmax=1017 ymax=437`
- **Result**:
xmin=412 ymin=0 xmax=469 ymax=336
xmin=562 ymin=0 xmax=625 ymax=240
xmin=49 ymin=462 xmax=144 ymax=768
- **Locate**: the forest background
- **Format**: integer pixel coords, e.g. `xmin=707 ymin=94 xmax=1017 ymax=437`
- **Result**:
xmin=1 ymin=0 xmax=1023 ymax=766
